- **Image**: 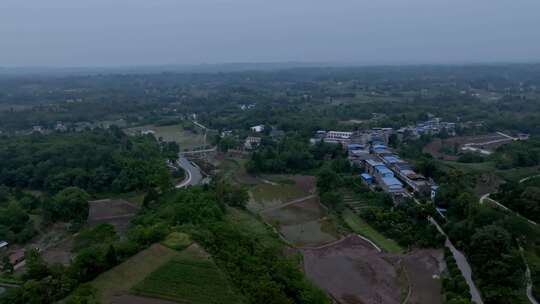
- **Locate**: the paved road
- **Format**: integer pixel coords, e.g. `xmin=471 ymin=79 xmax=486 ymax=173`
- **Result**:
xmin=429 ymin=217 xmax=484 ymax=304
xmin=175 ymin=156 xmax=203 ymax=188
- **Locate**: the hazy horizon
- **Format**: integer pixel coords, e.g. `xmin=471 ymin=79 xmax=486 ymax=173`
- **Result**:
xmin=2 ymin=0 xmax=540 ymax=67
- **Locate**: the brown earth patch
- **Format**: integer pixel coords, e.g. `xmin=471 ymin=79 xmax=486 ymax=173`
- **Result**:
xmin=402 ymin=249 xmax=444 ymax=304
xmin=88 ymin=199 xmax=140 ymax=235
xmin=302 ymin=235 xmax=401 ymax=304
xmin=423 ymin=134 xmax=512 ymax=160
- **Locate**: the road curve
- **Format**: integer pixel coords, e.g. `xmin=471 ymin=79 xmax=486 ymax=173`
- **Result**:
xmin=175 ymin=156 xmax=203 ymax=188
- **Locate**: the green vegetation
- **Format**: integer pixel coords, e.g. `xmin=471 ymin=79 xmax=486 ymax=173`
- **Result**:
xmin=442 ymin=248 xmax=472 ymax=304
xmin=86 ymin=244 xmax=180 ymax=303
xmin=161 ymin=232 xmax=192 ymax=251
xmin=342 ymin=209 xmax=403 ymax=254
xmin=0 ymin=128 xmax=172 ymax=194
xmin=132 ymin=247 xmax=242 ymax=304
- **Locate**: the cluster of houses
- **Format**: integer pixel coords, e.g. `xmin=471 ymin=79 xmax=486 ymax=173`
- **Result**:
xmin=312 ymin=126 xmax=439 ymax=200
xmin=312 ymin=117 xmax=457 ymax=147
xmin=398 ymin=117 xmax=457 ymax=139
xmin=348 ymin=142 xmax=438 ymax=200
xmin=312 ymin=128 xmax=393 ymax=146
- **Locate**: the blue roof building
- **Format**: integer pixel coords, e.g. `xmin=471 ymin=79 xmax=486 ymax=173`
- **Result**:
xmin=360 ymin=173 xmax=374 ymax=185
xmin=374 ymin=165 xmax=394 ymax=178
xmin=380 ymin=176 xmax=404 ymax=193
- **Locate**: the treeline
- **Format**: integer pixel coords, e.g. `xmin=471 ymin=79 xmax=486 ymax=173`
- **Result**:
xmin=493 ymin=179 xmax=540 ymax=223
xmin=491 ymin=139 xmax=540 ymax=169
xmin=247 ymin=138 xmax=347 ymax=174
xmin=0 ymin=127 xmax=172 ymax=194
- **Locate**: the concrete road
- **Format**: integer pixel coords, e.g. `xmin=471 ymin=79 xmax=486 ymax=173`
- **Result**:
xmin=429 ymin=217 xmax=484 ymax=304
xmin=175 ymin=156 xmax=203 ymax=188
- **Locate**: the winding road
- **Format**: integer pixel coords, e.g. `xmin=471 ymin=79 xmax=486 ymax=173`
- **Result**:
xmin=175 ymin=156 xmax=203 ymax=188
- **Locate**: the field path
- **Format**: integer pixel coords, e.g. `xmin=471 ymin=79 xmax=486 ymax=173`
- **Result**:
xmin=259 ymin=194 xmax=316 ymax=213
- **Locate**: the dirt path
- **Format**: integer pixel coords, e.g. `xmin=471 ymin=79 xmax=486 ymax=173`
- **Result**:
xmin=259 ymin=194 xmax=316 ymax=213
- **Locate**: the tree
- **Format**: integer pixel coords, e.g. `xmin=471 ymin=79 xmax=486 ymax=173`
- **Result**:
xmin=320 ymin=191 xmax=343 ymax=211
xmin=46 ymin=187 xmax=90 ymax=224
xmin=2 ymin=256 xmax=13 ymax=274
xmin=23 ymin=249 xmax=49 ymax=281
xmin=316 ymin=167 xmax=340 ymax=194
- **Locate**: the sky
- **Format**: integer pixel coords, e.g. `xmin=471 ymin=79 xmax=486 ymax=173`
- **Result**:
xmin=1 ymin=0 xmax=540 ymax=67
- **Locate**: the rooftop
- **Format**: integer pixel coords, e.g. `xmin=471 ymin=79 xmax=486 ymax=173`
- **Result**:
xmin=381 ymin=176 xmax=403 ymax=187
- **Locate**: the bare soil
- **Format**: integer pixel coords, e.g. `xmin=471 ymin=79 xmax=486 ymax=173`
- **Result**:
xmin=423 ymin=134 xmax=511 ymax=160
xmin=302 ymin=235 xmax=401 ymax=304
xmin=302 ymin=235 xmax=445 ymax=304
xmin=403 ymin=249 xmax=444 ymax=304
xmin=88 ymin=199 xmax=140 ymax=235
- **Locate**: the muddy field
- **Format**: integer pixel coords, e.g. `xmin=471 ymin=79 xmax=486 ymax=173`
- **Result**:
xmin=303 ymin=235 xmax=401 ymax=304
xmin=88 ymin=199 xmax=140 ymax=235
xmin=402 ymin=249 xmax=444 ymax=304
xmin=261 ymin=197 xmax=339 ymax=246
xmin=247 ymin=175 xmax=316 ymax=212
xmin=302 ymin=235 xmax=444 ymax=304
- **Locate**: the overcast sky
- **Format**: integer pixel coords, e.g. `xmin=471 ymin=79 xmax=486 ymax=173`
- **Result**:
xmin=1 ymin=0 xmax=539 ymax=67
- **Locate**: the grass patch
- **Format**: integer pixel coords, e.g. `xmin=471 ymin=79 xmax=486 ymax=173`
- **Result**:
xmin=161 ymin=232 xmax=192 ymax=251
xmin=226 ymin=207 xmax=281 ymax=247
xmin=342 ymin=208 xmax=403 ymax=254
xmin=132 ymin=246 xmax=242 ymax=304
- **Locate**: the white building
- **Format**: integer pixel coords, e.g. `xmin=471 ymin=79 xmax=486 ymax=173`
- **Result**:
xmin=251 ymin=125 xmax=265 ymax=133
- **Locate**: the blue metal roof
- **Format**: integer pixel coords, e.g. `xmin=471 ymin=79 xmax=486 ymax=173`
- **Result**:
xmin=375 ymin=166 xmax=393 ymax=175
xmin=361 ymin=173 xmax=373 ymax=179
xmin=383 ymin=156 xmax=401 ymax=163
xmin=381 ymin=177 xmax=403 ymax=187
xmin=348 ymin=144 xmax=364 ymax=150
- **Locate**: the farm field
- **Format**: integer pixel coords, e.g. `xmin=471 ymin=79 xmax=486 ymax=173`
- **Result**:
xmin=246 ymin=175 xmax=315 ymax=212
xmin=225 ymin=207 xmax=281 ymax=247
xmin=302 ymin=235 xmax=402 ymax=304
xmin=342 ymin=208 xmax=403 ymax=254
xmin=261 ymin=197 xmax=340 ymax=247
xmin=132 ymin=244 xmax=242 ymax=304
xmin=90 ymin=243 xmax=180 ymax=304
xmin=402 ymin=249 xmax=444 ymax=304
xmin=125 ymin=124 xmax=206 ymax=150
xmin=302 ymin=235 xmax=444 ymax=304
xmin=88 ymin=199 xmax=140 ymax=235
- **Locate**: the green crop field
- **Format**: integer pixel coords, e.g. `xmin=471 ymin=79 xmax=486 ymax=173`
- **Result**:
xmin=132 ymin=246 xmax=242 ymax=304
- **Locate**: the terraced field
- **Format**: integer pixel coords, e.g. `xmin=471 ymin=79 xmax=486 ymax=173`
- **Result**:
xmin=132 ymin=245 xmax=242 ymax=304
